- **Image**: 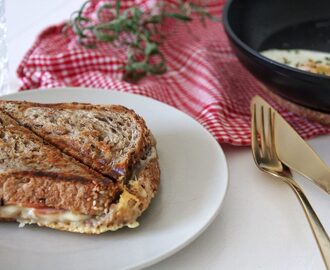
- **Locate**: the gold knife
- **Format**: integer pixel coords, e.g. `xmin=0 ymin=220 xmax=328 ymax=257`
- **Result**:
xmin=254 ymin=96 xmax=330 ymax=194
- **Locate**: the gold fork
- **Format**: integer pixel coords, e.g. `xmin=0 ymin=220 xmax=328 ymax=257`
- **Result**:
xmin=251 ymin=97 xmax=330 ymax=269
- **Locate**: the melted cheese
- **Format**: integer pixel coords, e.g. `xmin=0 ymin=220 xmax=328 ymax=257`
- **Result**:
xmin=139 ymin=147 xmax=157 ymax=167
xmin=0 ymin=205 xmax=89 ymax=223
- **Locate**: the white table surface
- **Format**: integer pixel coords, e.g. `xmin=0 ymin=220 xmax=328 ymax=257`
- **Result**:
xmin=5 ymin=1 xmax=330 ymax=269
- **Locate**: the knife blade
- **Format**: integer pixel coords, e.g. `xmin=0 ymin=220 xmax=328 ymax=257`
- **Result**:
xmin=254 ymin=96 xmax=330 ymax=194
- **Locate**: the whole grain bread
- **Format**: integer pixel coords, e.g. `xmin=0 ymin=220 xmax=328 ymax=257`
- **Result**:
xmin=0 ymin=101 xmax=154 ymax=180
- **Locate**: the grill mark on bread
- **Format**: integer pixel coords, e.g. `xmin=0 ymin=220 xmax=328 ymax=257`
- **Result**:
xmin=8 ymin=171 xmax=99 ymax=184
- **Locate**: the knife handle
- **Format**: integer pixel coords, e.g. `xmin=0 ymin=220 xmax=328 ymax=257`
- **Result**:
xmin=287 ymin=180 xmax=330 ymax=270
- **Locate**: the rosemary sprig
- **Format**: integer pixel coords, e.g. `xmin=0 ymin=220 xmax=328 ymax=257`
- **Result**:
xmin=66 ymin=0 xmax=218 ymax=82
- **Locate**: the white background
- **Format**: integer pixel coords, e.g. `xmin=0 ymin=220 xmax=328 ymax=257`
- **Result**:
xmin=6 ymin=1 xmax=330 ymax=269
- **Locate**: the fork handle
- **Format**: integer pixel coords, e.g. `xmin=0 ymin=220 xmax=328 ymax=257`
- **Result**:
xmin=286 ymin=179 xmax=330 ymax=270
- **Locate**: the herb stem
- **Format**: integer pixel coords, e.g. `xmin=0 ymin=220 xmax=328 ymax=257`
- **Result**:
xmin=66 ymin=0 xmax=218 ymax=82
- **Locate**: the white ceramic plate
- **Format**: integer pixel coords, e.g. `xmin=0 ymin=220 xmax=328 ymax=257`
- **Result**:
xmin=0 ymin=88 xmax=228 ymax=270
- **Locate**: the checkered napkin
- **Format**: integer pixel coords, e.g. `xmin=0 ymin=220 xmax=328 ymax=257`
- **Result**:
xmin=17 ymin=0 xmax=330 ymax=145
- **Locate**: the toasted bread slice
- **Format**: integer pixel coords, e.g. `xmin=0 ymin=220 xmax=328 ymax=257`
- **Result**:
xmin=0 ymin=101 xmax=153 ymax=180
xmin=0 ymin=105 xmax=160 ymax=234
xmin=0 ymin=111 xmax=120 ymax=217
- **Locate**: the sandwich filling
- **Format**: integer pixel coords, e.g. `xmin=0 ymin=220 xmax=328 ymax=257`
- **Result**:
xmin=0 ymin=205 xmax=89 ymax=224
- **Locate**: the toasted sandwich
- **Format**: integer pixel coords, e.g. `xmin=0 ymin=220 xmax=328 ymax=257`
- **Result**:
xmin=0 ymin=102 xmax=160 ymax=234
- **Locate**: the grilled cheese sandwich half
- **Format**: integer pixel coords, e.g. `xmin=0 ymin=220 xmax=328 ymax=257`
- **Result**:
xmin=0 ymin=103 xmax=160 ymax=234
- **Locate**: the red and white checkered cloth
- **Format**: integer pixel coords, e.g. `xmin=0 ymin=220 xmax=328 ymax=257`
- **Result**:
xmin=17 ymin=0 xmax=330 ymax=145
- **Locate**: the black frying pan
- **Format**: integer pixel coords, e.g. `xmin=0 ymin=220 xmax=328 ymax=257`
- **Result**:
xmin=223 ymin=0 xmax=330 ymax=113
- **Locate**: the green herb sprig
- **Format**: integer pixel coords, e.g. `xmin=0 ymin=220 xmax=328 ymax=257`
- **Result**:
xmin=66 ymin=0 xmax=218 ymax=82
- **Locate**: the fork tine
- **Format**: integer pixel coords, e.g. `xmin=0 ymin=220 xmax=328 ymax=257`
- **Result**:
xmin=251 ymin=97 xmax=272 ymax=162
xmin=251 ymin=97 xmax=272 ymax=152
xmin=268 ymin=107 xmax=276 ymax=150
xmin=262 ymin=105 xmax=276 ymax=154
xmin=262 ymin=105 xmax=284 ymax=171
xmin=251 ymin=103 xmax=260 ymax=160
xmin=259 ymin=105 xmax=267 ymax=151
xmin=267 ymin=107 xmax=284 ymax=171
